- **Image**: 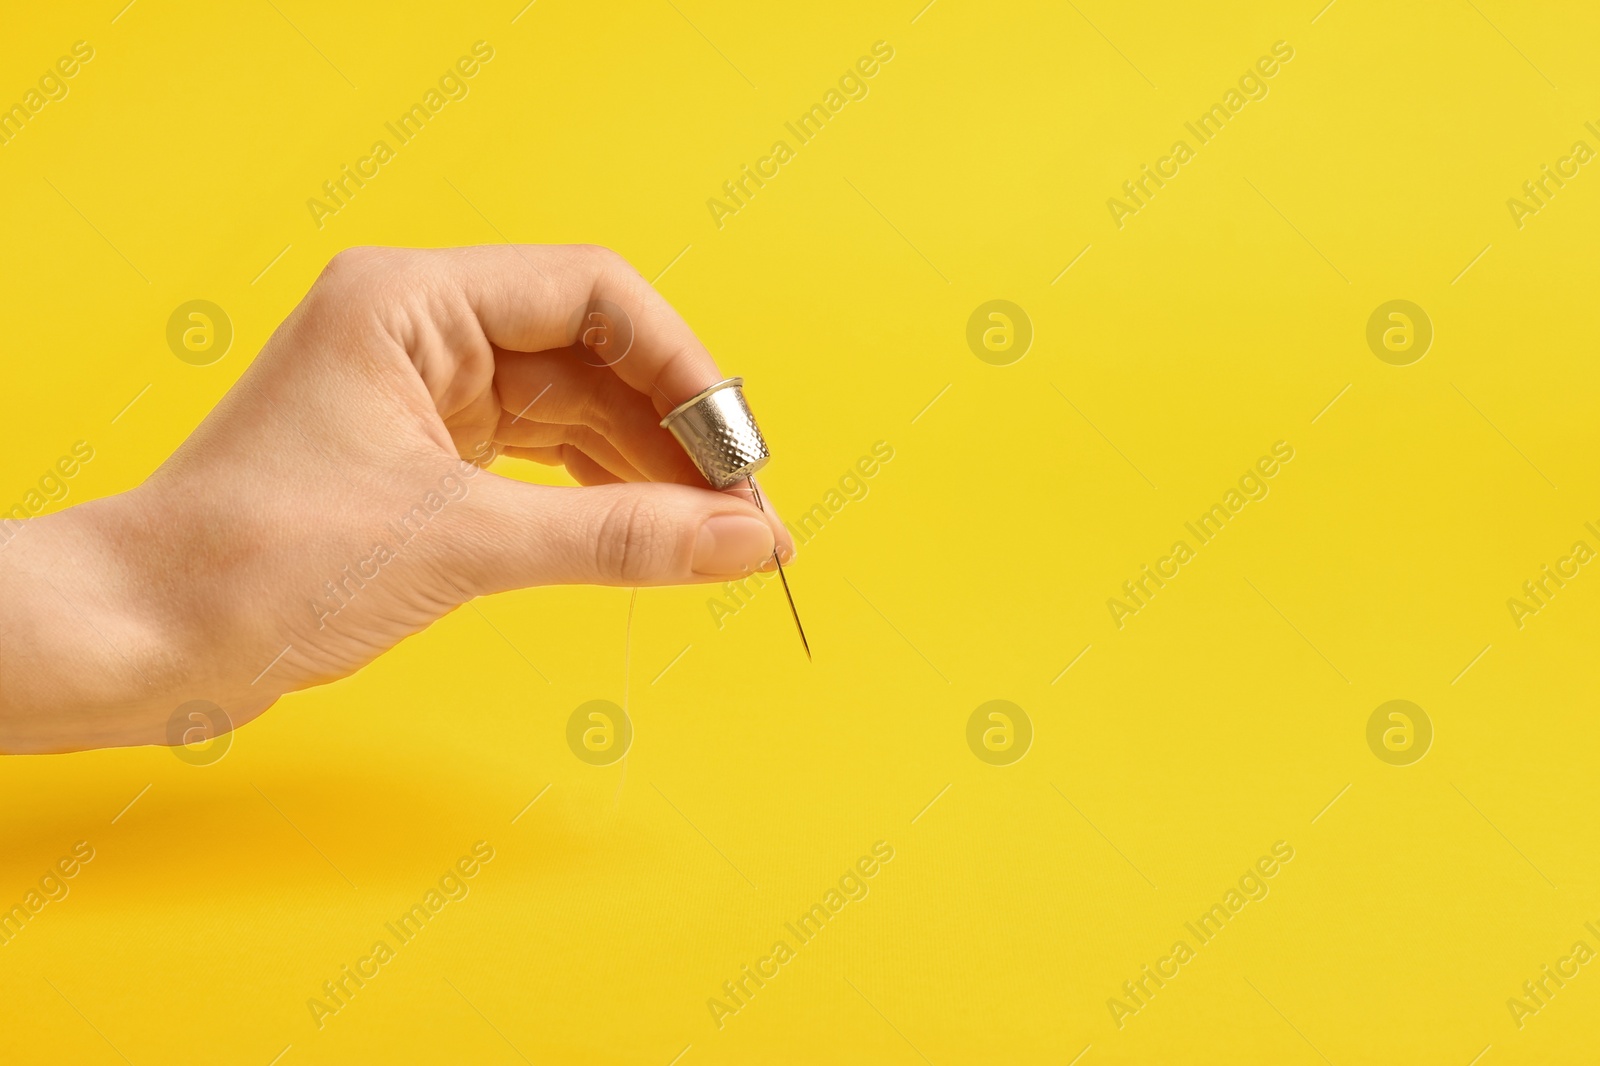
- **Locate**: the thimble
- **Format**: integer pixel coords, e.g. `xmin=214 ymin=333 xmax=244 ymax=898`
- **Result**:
xmin=659 ymin=377 xmax=770 ymax=489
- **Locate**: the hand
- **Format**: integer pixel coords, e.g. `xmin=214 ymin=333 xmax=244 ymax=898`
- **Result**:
xmin=0 ymin=245 xmax=794 ymax=754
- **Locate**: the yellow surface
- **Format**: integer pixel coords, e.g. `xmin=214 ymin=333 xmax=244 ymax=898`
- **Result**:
xmin=3 ymin=1 xmax=1600 ymax=1062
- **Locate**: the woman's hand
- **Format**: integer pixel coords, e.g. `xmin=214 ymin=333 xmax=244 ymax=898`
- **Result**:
xmin=0 ymin=245 xmax=793 ymax=754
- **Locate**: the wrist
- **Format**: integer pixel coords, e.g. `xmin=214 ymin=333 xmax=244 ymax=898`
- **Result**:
xmin=0 ymin=486 xmax=195 ymax=752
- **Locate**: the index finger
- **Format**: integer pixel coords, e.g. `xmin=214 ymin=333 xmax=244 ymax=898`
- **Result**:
xmin=419 ymin=243 xmax=723 ymax=412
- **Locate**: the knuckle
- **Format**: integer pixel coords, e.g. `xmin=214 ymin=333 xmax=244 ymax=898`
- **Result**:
xmin=311 ymin=247 xmax=389 ymax=310
xmin=571 ymin=242 xmax=615 ymax=262
xmin=318 ymin=246 xmax=383 ymax=284
xmin=309 ymin=247 xmax=428 ymax=346
xmin=315 ymin=246 xmax=423 ymax=298
xmin=572 ymin=243 xmax=637 ymax=282
xmin=569 ymin=392 xmax=611 ymax=437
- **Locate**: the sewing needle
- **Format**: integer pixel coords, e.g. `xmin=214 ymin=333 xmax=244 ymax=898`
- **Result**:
xmin=747 ymin=475 xmax=810 ymax=661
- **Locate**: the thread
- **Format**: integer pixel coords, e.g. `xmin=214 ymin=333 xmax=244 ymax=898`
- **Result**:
xmin=613 ymin=586 xmax=638 ymax=806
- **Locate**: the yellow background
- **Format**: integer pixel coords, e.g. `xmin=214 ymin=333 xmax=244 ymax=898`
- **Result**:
xmin=3 ymin=1 xmax=1600 ymax=1062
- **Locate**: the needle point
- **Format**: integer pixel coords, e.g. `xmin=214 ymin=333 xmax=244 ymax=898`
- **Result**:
xmin=748 ymin=476 xmax=810 ymax=661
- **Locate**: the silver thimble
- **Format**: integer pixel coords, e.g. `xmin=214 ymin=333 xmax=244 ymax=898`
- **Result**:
xmin=660 ymin=377 xmax=770 ymax=489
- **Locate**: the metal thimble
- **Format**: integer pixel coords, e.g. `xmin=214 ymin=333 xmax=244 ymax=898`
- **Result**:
xmin=659 ymin=377 xmax=770 ymax=489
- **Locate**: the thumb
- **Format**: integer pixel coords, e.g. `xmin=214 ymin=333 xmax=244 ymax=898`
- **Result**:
xmin=453 ymin=474 xmax=783 ymax=593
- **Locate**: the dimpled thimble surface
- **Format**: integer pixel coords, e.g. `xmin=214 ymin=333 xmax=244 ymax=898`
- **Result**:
xmin=659 ymin=377 xmax=770 ymax=489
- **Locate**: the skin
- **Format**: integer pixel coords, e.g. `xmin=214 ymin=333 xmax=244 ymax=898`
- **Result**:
xmin=0 ymin=245 xmax=794 ymax=755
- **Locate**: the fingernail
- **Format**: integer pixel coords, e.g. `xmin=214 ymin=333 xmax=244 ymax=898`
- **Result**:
xmin=694 ymin=515 xmax=775 ymax=576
